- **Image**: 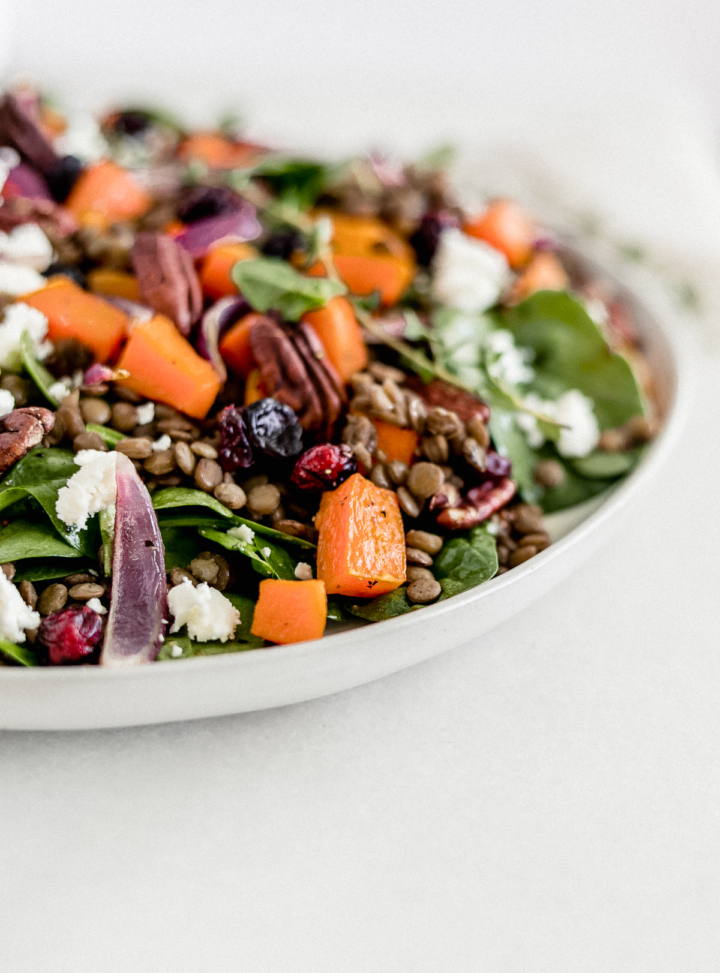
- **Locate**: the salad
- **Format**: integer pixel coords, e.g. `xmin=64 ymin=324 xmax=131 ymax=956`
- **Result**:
xmin=0 ymin=85 xmax=655 ymax=667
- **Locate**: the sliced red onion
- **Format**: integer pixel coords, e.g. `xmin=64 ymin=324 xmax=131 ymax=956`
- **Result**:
xmin=100 ymin=453 xmax=167 ymax=666
xmin=83 ymin=363 xmax=130 ymax=385
xmin=197 ymin=295 xmax=251 ymax=381
xmin=2 ymin=163 xmax=54 ymax=202
xmin=174 ymin=204 xmax=261 ymax=259
xmin=102 ymin=295 xmax=154 ymax=324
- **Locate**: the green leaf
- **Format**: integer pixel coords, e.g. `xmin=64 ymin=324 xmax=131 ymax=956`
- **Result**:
xmin=20 ymin=330 xmax=62 ymax=406
xmin=254 ymin=158 xmax=329 ymax=210
xmin=86 ymin=424 xmax=124 ymax=446
xmin=502 ymin=291 xmax=645 ymax=429
xmin=488 ymin=409 xmax=542 ymax=503
xmin=539 ymin=462 xmax=614 ymax=513
xmin=13 ymin=557 xmax=92 ymax=583
xmin=99 ymin=504 xmax=115 ymax=576
xmin=568 ymin=449 xmax=641 ymax=480
xmin=159 ymin=525 xmax=209 ymax=571
xmin=0 ymin=446 xmax=98 ymax=555
xmin=232 ymin=257 xmax=346 ymax=321
xmin=327 ymin=597 xmax=351 ymax=622
xmin=433 ymin=524 xmax=498 ymax=599
xmin=153 ymin=487 xmax=234 ymax=519
xmin=0 ymin=638 xmax=40 ymax=666
xmin=200 ymin=527 xmax=299 ymax=580
xmin=347 ymin=585 xmax=421 ymax=621
xmin=158 ymin=593 xmax=264 ymax=659
xmin=0 ymin=520 xmax=85 ymax=562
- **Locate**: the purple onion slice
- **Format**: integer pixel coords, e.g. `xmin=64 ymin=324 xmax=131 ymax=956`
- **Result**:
xmin=2 ymin=162 xmax=54 ymax=202
xmin=197 ymin=295 xmax=251 ymax=381
xmin=174 ymin=204 xmax=261 ymax=259
xmin=100 ymin=453 xmax=168 ymax=667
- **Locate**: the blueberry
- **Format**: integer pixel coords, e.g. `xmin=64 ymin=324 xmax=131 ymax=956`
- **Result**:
xmin=176 ymin=186 xmax=243 ymax=223
xmin=46 ymin=155 xmax=83 ymax=203
xmin=261 ymin=228 xmax=304 ymax=260
xmin=409 ymin=210 xmax=459 ymax=266
xmin=43 ymin=263 xmax=86 ymax=287
xmin=245 ymin=398 xmax=303 ymax=459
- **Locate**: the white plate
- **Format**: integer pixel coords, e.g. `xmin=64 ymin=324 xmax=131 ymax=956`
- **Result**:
xmin=0 ymin=241 xmax=695 ymax=728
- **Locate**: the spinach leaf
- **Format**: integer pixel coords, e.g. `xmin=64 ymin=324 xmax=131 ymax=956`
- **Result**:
xmin=155 ymin=498 xmax=317 ymax=550
xmin=153 ymin=487 xmax=233 ymax=519
xmin=502 ymin=291 xmax=645 ymax=429
xmin=539 ymin=465 xmax=615 ymax=513
xmin=158 ymin=593 xmax=264 ymax=659
xmin=0 ymin=638 xmax=40 ymax=666
xmin=347 ymin=586 xmax=420 ymax=621
xmin=85 ymin=424 xmax=124 ymax=447
xmin=159 ymin=525 xmax=210 ymax=571
xmin=327 ymin=597 xmax=351 ymax=622
xmin=568 ymin=448 xmax=641 ymax=480
xmin=232 ymin=257 xmax=346 ymax=322
xmin=20 ymin=330 xmax=62 ymax=406
xmin=433 ymin=524 xmax=498 ymax=599
xmin=254 ymin=158 xmax=329 ymax=210
xmin=0 ymin=447 xmax=98 ymax=555
xmin=0 ymin=520 xmax=85 ymax=562
xmin=13 ymin=557 xmax=92 ymax=583
xmin=200 ymin=527 xmax=299 ymax=580
xmin=488 ymin=408 xmax=542 ymax=503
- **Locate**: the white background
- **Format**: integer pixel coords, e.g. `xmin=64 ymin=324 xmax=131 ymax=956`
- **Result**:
xmin=2 ymin=2 xmax=720 ymax=970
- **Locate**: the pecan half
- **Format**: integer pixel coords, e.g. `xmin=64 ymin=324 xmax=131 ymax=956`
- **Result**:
xmin=249 ymin=317 xmax=323 ymax=430
xmin=436 ymin=476 xmax=516 ymax=529
xmin=292 ymin=323 xmax=346 ymax=435
xmin=0 ymin=407 xmax=55 ymax=477
xmin=405 ymin=377 xmax=490 ymax=425
xmin=131 ymin=232 xmax=202 ymax=335
xmin=0 ymin=95 xmax=60 ymax=176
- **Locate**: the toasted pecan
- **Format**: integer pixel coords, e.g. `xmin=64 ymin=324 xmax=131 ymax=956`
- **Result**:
xmin=0 ymin=407 xmax=55 ymax=477
xmin=0 ymin=94 xmax=59 ymax=176
xmin=131 ymin=232 xmax=202 ymax=335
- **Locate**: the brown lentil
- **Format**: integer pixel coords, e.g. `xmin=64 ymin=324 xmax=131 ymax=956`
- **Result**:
xmin=508 ymin=546 xmax=537 ymax=567
xmin=156 ymin=474 xmax=184 ymax=487
xmin=1 ymin=563 xmax=15 ymax=581
xmin=79 ymin=398 xmax=112 ymax=425
xmin=497 ymin=544 xmax=510 ymax=565
xmin=38 ymin=583 xmax=68 ymax=615
xmin=462 ymin=438 xmax=487 ymax=472
xmin=518 ymin=531 xmax=551 ymax=551
xmin=173 ymin=440 xmax=196 ymax=474
xmin=64 ymin=573 xmax=97 ymax=585
xmin=274 ymin=519 xmax=307 ymax=538
xmin=407 ymin=462 xmax=445 ymax=500
xmin=156 ymin=416 xmax=197 ymax=434
xmin=0 ymin=373 xmax=31 ymax=407
xmin=533 ymin=459 xmax=566 ymax=489
xmin=368 ymin=361 xmax=406 ymax=384
xmin=513 ymin=507 xmax=544 ymax=534
xmin=79 ymin=382 xmax=110 ymax=397
xmin=167 ymin=428 xmax=197 ymax=442
xmin=396 ymin=485 xmax=421 ymax=518
xmin=57 ymin=396 xmax=85 ymax=439
xmin=190 ymin=553 xmax=219 ymax=584
xmin=370 ymin=464 xmax=393 ymax=490
xmin=190 ymin=441 xmax=218 ymax=459
xmin=18 ymin=580 xmax=37 ymax=609
xmin=386 ymin=460 xmax=409 ymax=485
xmin=406 ymin=393 xmax=427 ymax=434
xmin=194 ymin=458 xmax=223 ymax=493
xmin=153 ymin=403 xmax=180 ymax=420
xmin=407 ymin=577 xmax=442 ymax=604
xmin=598 ymin=428 xmax=627 ymax=452
xmin=406 ymin=546 xmax=433 ymax=567
xmin=242 ymin=474 xmax=268 ymax=491
xmin=114 ymin=387 xmax=143 ymax=403
xmin=406 ymin=565 xmax=435 ymax=582
xmin=625 ymin=414 xmax=653 ymax=445
xmin=46 ymin=412 xmax=66 ymax=446
xmin=111 ymin=402 xmax=139 ymax=433
xmin=421 ymin=434 xmax=449 ymax=464
xmin=116 ymin=437 xmax=153 ymax=459
xmin=143 ymin=450 xmax=177 ymax=476
xmin=134 ymin=423 xmax=154 ymax=438
xmin=466 ymin=415 xmax=490 ymax=448
xmin=213 ymin=482 xmax=247 ymax=510
xmin=73 ymin=432 xmax=108 ymax=452
xmin=405 ymin=529 xmax=443 ymax=555
xmin=247 ymin=483 xmax=281 ymax=515
xmin=426 ymin=407 xmax=463 ymax=438
xmin=69 ymin=582 xmax=105 ymax=601
xmin=169 ymin=567 xmax=197 ymax=587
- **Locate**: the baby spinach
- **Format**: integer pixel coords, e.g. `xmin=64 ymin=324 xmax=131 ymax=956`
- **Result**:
xmin=13 ymin=557 xmax=92 ymax=583
xmin=433 ymin=524 xmax=498 ymax=599
xmin=568 ymin=448 xmax=641 ymax=480
xmin=0 ymin=638 xmax=40 ymax=666
xmin=200 ymin=527 xmax=299 ymax=580
xmin=85 ymin=424 xmax=124 ymax=447
xmin=0 ymin=520 xmax=85 ymax=562
xmin=232 ymin=257 xmax=345 ymax=321
xmin=20 ymin=330 xmax=62 ymax=406
xmin=254 ymin=157 xmax=329 ymax=210
xmin=158 ymin=593 xmax=264 ymax=659
xmin=348 ymin=586 xmax=421 ymax=621
xmin=159 ymin=525 xmax=210 ymax=571
xmin=539 ymin=464 xmax=616 ymax=513
xmin=488 ymin=409 xmax=542 ymax=503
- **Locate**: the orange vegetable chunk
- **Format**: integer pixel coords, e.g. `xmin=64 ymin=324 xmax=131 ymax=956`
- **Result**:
xmin=65 ymin=160 xmax=152 ymax=226
xmin=218 ymin=312 xmax=263 ymax=377
xmin=316 ymin=472 xmax=406 ymax=598
xmin=19 ymin=276 xmax=129 ymax=363
xmin=199 ymin=242 xmax=256 ymax=299
xmin=243 ymin=367 xmax=267 ymax=406
xmin=508 ymin=252 xmax=570 ymax=304
xmin=178 ymin=133 xmax=263 ymax=170
xmin=87 ymin=268 xmax=140 ymax=302
xmin=302 ymin=297 xmax=368 ymax=382
xmin=115 ymin=314 xmax=221 ymax=419
xmin=372 ymin=419 xmax=419 ymax=466
xmin=463 ymin=199 xmax=536 ymax=269
xmin=251 ymin=579 xmax=328 ymax=644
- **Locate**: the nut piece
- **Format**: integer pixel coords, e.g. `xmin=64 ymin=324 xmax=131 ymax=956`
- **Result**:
xmin=194 ymin=458 xmax=223 ymax=493
xmin=247 ymin=483 xmax=281 ymax=515
xmin=116 ymin=437 xmax=154 ymax=460
xmin=406 ymin=462 xmax=445 ymax=500
xmin=213 ymin=482 xmax=247 ymax=510
xmin=0 ymin=407 xmax=56 ymax=476
xmin=405 ymin=530 xmax=443 ymax=555
xmin=37 ymin=583 xmax=68 ymax=615
xmin=466 ymin=416 xmax=490 ymax=448
xmin=131 ymin=232 xmax=203 ymax=336
xmin=68 ymin=582 xmax=105 ymax=600
xmin=425 ymin=406 xmax=463 ymax=438
xmin=421 ymin=434 xmax=449 ymax=464
xmin=407 ymin=577 xmax=442 ymax=604
xmin=462 ymin=438 xmax=487 ymax=473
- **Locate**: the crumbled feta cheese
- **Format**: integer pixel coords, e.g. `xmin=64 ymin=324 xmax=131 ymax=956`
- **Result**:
xmin=0 ymin=570 xmax=40 ymax=643
xmin=518 ymin=390 xmax=600 ymax=458
xmin=86 ymin=597 xmax=107 ymax=615
xmin=0 ymin=262 xmax=47 ymax=298
xmin=56 ymin=114 xmax=108 ymax=163
xmin=167 ymin=579 xmax=240 ymax=642
xmin=48 ymin=381 xmax=72 ymax=403
xmin=136 ymin=402 xmax=155 ymax=426
xmin=0 ymin=389 xmax=15 ymax=416
xmin=261 ymin=547 xmax=271 ymax=558
xmin=0 ymin=223 xmax=54 ymax=271
xmin=432 ymin=228 xmax=510 ymax=312
xmin=152 ymin=434 xmax=172 ymax=452
xmin=55 ymin=450 xmax=118 ymax=531
xmin=583 ymin=297 xmax=609 ymax=326
xmin=228 ymin=524 xmax=255 ymax=545
xmin=170 ymin=643 xmax=183 ymax=658
xmin=0 ymin=301 xmax=52 ymax=369
xmin=294 ymin=562 xmax=313 ymax=580
xmin=486 ymin=329 xmax=534 ymax=386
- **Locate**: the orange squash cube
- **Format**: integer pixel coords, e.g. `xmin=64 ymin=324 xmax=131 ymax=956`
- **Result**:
xmin=372 ymin=419 xmax=419 ymax=466
xmin=199 ymin=242 xmax=257 ymax=299
xmin=251 ymin=579 xmax=328 ymax=644
xmin=463 ymin=199 xmax=536 ymax=269
xmin=65 ymin=160 xmax=152 ymax=226
xmin=302 ymin=297 xmax=368 ymax=382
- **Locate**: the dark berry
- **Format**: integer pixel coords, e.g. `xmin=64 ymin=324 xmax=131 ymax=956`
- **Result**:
xmin=177 ymin=185 xmax=243 ymax=223
xmin=38 ymin=606 xmax=104 ymax=665
xmin=113 ymin=110 xmax=152 ymax=136
xmin=46 ymin=155 xmax=83 ymax=203
xmin=245 ymin=398 xmax=303 ymax=459
xmin=291 ymin=443 xmax=357 ymax=491
xmin=218 ymin=404 xmax=254 ymax=472
xmin=261 ymin=228 xmax=304 ymax=260
xmin=43 ymin=262 xmax=86 ymax=287
xmin=409 ymin=210 xmax=460 ymax=265
xmin=486 ymin=450 xmax=512 ymax=479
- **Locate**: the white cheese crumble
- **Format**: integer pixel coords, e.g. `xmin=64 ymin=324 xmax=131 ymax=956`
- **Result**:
xmin=167 ymin=578 xmax=240 ymax=642
xmin=48 ymin=381 xmax=72 ymax=403
xmin=261 ymin=547 xmax=271 ymax=558
xmin=0 ymin=223 xmax=54 ymax=271
xmin=432 ymin=228 xmax=511 ymax=312
xmin=0 ymin=262 xmax=47 ymax=298
xmin=485 ymin=329 xmax=534 ymax=386
xmin=0 ymin=302 xmax=51 ymax=369
xmin=56 ymin=114 xmax=108 ymax=163
xmin=170 ymin=643 xmax=183 ymax=658
xmin=55 ymin=450 xmax=119 ymax=531
xmin=85 ymin=597 xmax=107 ymax=615
xmin=294 ymin=562 xmax=313 ymax=580
xmin=518 ymin=390 xmax=600 ymax=458
xmin=136 ymin=402 xmax=155 ymax=426
xmin=228 ymin=524 xmax=255 ymax=545
xmin=0 ymin=570 xmax=40 ymax=643
xmin=152 ymin=434 xmax=172 ymax=452
xmin=0 ymin=389 xmax=15 ymax=416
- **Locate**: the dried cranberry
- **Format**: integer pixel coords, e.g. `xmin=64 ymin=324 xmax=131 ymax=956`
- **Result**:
xmin=38 ymin=606 xmax=103 ymax=665
xmin=245 ymin=398 xmax=303 ymax=459
xmin=177 ymin=185 xmax=243 ymax=223
xmin=486 ymin=450 xmax=512 ymax=479
xmin=261 ymin=228 xmax=304 ymax=260
xmin=291 ymin=443 xmax=357 ymax=490
xmin=113 ymin=110 xmax=152 ymax=136
xmin=218 ymin=404 xmax=254 ymax=472
xmin=46 ymin=154 xmax=83 ymax=203
xmin=409 ymin=210 xmax=459 ymax=265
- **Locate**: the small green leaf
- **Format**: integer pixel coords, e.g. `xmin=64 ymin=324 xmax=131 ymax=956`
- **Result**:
xmin=86 ymin=424 xmax=125 ymax=446
xmin=254 ymin=158 xmax=329 ymax=210
xmin=13 ymin=557 xmax=92 ymax=583
xmin=0 ymin=520 xmax=85 ymax=562
xmin=433 ymin=524 xmax=498 ymax=599
xmin=232 ymin=257 xmax=346 ymax=321
xmin=568 ymin=449 xmax=640 ymax=480
xmin=159 ymin=525 xmax=209 ymax=571
xmin=327 ymin=597 xmax=351 ymax=622
xmin=0 ymin=638 xmax=40 ymax=666
xmin=348 ymin=586 xmax=420 ymax=621
xmin=20 ymin=331 xmax=61 ymax=406
xmin=488 ymin=409 xmax=542 ymax=503
xmin=200 ymin=527 xmax=298 ymax=580
xmin=153 ymin=487 xmax=234 ymax=519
